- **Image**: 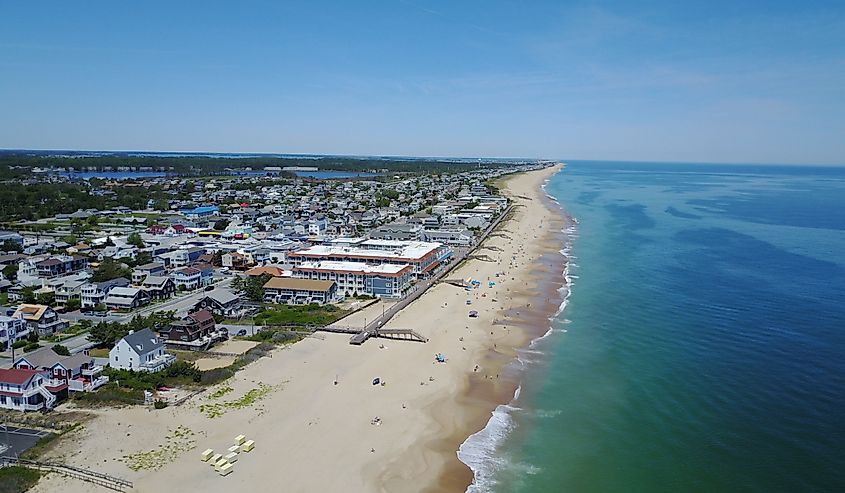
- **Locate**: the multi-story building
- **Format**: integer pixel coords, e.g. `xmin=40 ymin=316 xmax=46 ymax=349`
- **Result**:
xmin=262 ymin=278 xmax=337 ymax=305
xmin=81 ymin=278 xmax=130 ymax=308
xmin=288 ymin=239 xmax=448 ymax=278
xmin=293 ymin=261 xmax=413 ymax=298
xmin=0 ymin=368 xmax=62 ymax=411
xmin=13 ymin=304 xmax=69 ymax=336
xmin=0 ymin=313 xmax=29 ymax=350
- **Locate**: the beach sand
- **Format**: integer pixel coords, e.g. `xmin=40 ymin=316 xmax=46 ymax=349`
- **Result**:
xmin=31 ymin=165 xmax=566 ymax=493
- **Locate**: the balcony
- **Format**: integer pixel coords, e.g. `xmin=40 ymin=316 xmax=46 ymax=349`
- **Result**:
xmin=81 ymin=365 xmax=104 ymax=377
xmin=68 ymin=376 xmax=109 ymax=392
xmin=140 ymin=353 xmax=176 ymax=372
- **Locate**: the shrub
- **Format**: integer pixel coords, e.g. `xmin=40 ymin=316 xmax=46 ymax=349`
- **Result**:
xmin=52 ymin=344 xmax=71 ymax=356
xmin=153 ymin=399 xmax=168 ymax=409
xmin=24 ymin=342 xmax=41 ymax=352
xmin=0 ymin=465 xmax=41 ymax=492
xmin=12 ymin=340 xmax=27 ymax=349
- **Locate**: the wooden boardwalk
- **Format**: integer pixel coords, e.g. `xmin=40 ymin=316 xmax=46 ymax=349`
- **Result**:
xmin=2 ymin=457 xmax=133 ymax=492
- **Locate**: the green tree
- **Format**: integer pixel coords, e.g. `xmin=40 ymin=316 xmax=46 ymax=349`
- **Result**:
xmin=134 ymin=250 xmax=153 ymax=266
xmin=127 ymin=232 xmax=144 ymax=248
xmin=213 ymin=219 xmax=230 ymax=231
xmin=62 ymin=234 xmax=78 ymax=245
xmin=2 ymin=263 xmax=18 ymax=281
xmin=21 ymin=286 xmax=36 ymax=304
xmin=2 ymin=240 xmax=23 ymax=253
xmin=244 ymin=273 xmax=271 ymax=302
xmin=52 ymin=344 xmax=70 ymax=356
xmin=36 ymin=292 xmax=55 ymax=306
xmin=64 ymin=298 xmax=81 ymax=311
xmin=91 ymin=257 xmax=132 ymax=282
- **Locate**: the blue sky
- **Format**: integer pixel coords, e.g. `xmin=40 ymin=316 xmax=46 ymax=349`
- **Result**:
xmin=1 ymin=0 xmax=844 ymax=164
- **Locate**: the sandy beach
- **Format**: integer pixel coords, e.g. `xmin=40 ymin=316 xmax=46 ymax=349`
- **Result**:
xmin=32 ymin=164 xmax=567 ymax=493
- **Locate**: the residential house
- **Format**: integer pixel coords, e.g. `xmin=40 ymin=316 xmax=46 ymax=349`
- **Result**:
xmin=193 ymin=262 xmax=215 ymax=286
xmin=13 ymin=304 xmax=68 ymax=336
xmin=131 ymin=262 xmax=165 ymax=283
xmin=81 ymin=277 xmax=130 ymax=309
xmin=172 ymin=267 xmax=201 ymax=291
xmin=0 ymin=368 xmax=60 ymax=411
xmin=193 ymin=289 xmax=244 ymax=318
xmin=34 ymin=255 xmax=88 ymax=278
xmin=159 ymin=310 xmax=226 ymax=349
xmin=0 ymin=313 xmax=28 ymax=351
xmin=171 ymin=247 xmax=206 ymax=267
xmin=109 ymin=328 xmax=175 ymax=372
xmin=13 ymin=347 xmax=108 ymax=393
xmin=104 ymin=287 xmax=151 ymax=311
xmin=263 ymin=278 xmax=337 ymax=305
xmin=221 ymin=252 xmax=248 ymax=270
xmin=140 ymin=275 xmax=176 ymax=300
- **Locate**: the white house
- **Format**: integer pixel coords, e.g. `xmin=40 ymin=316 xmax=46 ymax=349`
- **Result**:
xmin=109 ymin=328 xmax=175 ymax=372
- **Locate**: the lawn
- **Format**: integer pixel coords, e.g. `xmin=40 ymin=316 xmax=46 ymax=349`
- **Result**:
xmin=88 ymin=347 xmax=109 ymax=358
xmin=253 ymin=303 xmax=350 ymax=327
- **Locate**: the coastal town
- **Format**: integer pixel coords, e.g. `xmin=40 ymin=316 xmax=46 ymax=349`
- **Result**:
xmin=0 ymin=157 xmax=558 ymax=483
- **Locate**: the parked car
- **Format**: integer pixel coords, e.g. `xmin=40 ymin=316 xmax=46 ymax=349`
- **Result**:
xmin=204 ymin=285 xmax=215 ymax=291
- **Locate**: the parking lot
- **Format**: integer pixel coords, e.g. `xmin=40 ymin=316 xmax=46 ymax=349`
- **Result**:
xmin=0 ymin=426 xmax=51 ymax=458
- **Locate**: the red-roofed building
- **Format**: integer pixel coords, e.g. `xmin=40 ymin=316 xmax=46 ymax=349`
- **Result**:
xmin=0 ymin=367 xmax=62 ymax=411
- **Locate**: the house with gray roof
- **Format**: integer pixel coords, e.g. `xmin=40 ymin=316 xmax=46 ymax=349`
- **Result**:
xmin=109 ymin=328 xmax=175 ymax=372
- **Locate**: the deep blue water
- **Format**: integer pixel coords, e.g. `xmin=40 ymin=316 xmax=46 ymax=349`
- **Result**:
xmin=464 ymin=161 xmax=845 ymax=493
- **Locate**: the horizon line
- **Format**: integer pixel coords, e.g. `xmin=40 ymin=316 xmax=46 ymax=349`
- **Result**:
xmin=1 ymin=147 xmax=843 ymax=168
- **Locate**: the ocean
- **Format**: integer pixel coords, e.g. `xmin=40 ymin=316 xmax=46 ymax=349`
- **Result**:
xmin=461 ymin=161 xmax=845 ymax=492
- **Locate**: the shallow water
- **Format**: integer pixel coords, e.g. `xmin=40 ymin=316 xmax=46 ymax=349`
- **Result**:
xmin=464 ymin=161 xmax=845 ymax=493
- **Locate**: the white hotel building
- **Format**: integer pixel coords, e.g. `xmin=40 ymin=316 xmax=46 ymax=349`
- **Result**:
xmin=287 ymin=238 xmax=450 ymax=278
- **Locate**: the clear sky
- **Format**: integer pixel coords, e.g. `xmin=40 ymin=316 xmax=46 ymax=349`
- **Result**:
xmin=1 ymin=1 xmax=844 ymax=164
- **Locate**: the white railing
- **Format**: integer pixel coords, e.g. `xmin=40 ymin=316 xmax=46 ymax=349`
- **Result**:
xmin=141 ymin=353 xmax=176 ymax=372
xmin=81 ymin=365 xmax=104 ymax=376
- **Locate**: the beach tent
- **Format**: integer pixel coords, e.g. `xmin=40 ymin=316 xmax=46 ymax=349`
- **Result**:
xmin=372 ymin=377 xmax=380 ymax=385
xmin=469 ymin=310 xmax=478 ymax=318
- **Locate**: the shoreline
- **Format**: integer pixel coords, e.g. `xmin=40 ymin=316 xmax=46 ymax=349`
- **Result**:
xmin=30 ymin=165 xmax=569 ymax=493
xmin=418 ymin=165 xmax=572 ymax=493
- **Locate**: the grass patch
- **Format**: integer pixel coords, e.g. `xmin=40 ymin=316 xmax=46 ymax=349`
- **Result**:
xmin=199 ymin=383 xmax=275 ymax=418
xmin=0 ymin=466 xmax=41 ymax=493
xmin=253 ymin=303 xmax=350 ymax=326
xmin=208 ymin=385 xmax=233 ymax=400
xmin=119 ymin=426 xmax=197 ymax=471
xmin=72 ymin=384 xmax=145 ymax=407
xmin=87 ymin=347 xmax=109 ymax=358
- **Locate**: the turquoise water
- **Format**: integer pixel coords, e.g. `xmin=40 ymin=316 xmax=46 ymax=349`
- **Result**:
xmin=462 ymin=161 xmax=845 ymax=492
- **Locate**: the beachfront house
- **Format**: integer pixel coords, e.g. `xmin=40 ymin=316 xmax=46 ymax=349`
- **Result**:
xmin=13 ymin=347 xmax=108 ymax=393
xmin=159 ymin=310 xmax=226 ymax=349
xmin=109 ymin=328 xmax=175 ymax=372
xmin=193 ymin=289 xmax=245 ymax=318
xmin=0 ymin=368 xmax=60 ymax=411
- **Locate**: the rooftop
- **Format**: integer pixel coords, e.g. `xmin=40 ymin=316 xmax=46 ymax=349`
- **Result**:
xmin=263 ymin=277 xmax=336 ymax=292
